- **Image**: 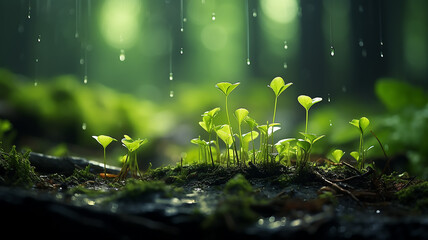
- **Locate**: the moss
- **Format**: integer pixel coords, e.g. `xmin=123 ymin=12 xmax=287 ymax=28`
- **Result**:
xmin=224 ymin=173 xmax=253 ymax=195
xmin=396 ymin=181 xmax=428 ymax=211
xmin=0 ymin=146 xmax=39 ymax=188
xmin=110 ymin=179 xmax=182 ymax=202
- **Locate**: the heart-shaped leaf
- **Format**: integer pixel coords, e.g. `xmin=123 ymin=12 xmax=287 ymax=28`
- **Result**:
xmin=203 ymin=107 xmax=221 ymax=118
xmin=331 ymin=149 xmax=345 ymax=163
xmin=359 ymin=117 xmax=370 ymax=132
xmin=234 ymin=108 xmax=249 ymax=126
xmin=350 ymin=151 xmax=359 ymax=161
xmin=299 ymin=132 xmax=325 ymax=144
xmin=215 ymin=82 xmax=240 ymax=96
xmin=296 ymin=139 xmax=311 ymax=152
xmin=298 ymin=95 xmax=322 ymax=111
xmin=349 ymin=119 xmax=360 ymax=129
xmin=269 ymin=77 xmax=293 ymax=97
xmin=122 ymin=135 xmax=148 ymax=152
xmin=92 ymin=135 xmax=117 ymax=149
xmin=216 ymin=124 xmax=234 ymax=147
xmin=244 ymin=116 xmax=258 ymax=129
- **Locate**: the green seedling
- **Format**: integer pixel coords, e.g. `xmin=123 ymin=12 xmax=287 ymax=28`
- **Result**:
xmin=268 ymin=77 xmax=293 ymax=154
xmin=257 ymin=123 xmax=281 ymax=164
xmin=349 ymin=117 xmax=370 ymax=170
xmin=330 ymin=149 xmax=345 ymax=164
xmin=216 ymin=82 xmax=240 ymax=164
xmin=118 ymin=135 xmax=148 ymax=179
xmin=216 ymin=124 xmax=234 ymax=166
xmin=191 ymin=137 xmax=213 ymax=165
xmin=296 ymin=132 xmax=325 ymax=169
xmin=92 ymin=135 xmax=117 ymax=178
xmin=234 ymin=108 xmax=249 ymax=162
xmin=297 ymin=95 xmax=322 ymax=134
xmin=275 ymin=138 xmax=296 ymax=166
xmin=244 ymin=116 xmax=258 ymax=163
xmin=241 ymin=131 xmax=259 ymax=162
xmin=199 ymin=107 xmax=221 ymax=167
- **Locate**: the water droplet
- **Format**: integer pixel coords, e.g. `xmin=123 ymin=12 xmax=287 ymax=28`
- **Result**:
xmin=82 ymin=122 xmax=87 ymax=130
xmin=169 ymin=72 xmax=173 ymax=81
xmin=358 ymin=39 xmax=364 ymax=47
xmin=327 ymin=93 xmax=331 ymax=102
xmin=380 ymin=51 xmax=384 ymax=58
xmin=329 ymin=120 xmax=333 ymax=127
xmin=211 ymin=12 xmax=216 ymax=21
xmin=283 ymin=62 xmax=288 ymax=69
xmin=35 ymin=58 xmax=39 ymax=63
xmin=119 ymin=49 xmax=126 ymax=61
xmin=180 ymin=48 xmax=184 ymax=55
xmin=380 ymin=41 xmax=384 ymax=46
xmin=252 ymin=9 xmax=257 ymax=17
xmin=169 ymin=90 xmax=174 ymax=98
xmin=180 ymin=27 xmax=184 ymax=32
xmin=80 ymin=58 xmax=85 ymax=65
xmin=83 ymin=75 xmax=88 ymax=84
xmin=183 ymin=18 xmax=187 ymax=22
xmin=284 ymin=41 xmax=288 ymax=50
xmin=75 ymin=32 xmax=79 ymax=38
xmin=330 ymin=46 xmax=335 ymax=57
xmin=246 ymin=58 xmax=251 ymax=65
xmin=37 ymin=35 xmax=41 ymax=42
xmin=376 ymin=209 xmax=380 ymax=214
xmin=34 ymin=81 xmax=38 ymax=87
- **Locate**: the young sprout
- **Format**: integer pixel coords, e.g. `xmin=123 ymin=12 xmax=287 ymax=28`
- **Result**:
xmin=216 ymin=82 xmax=240 ymax=164
xmin=331 ymin=149 xmax=345 ymax=164
xmin=241 ymin=131 xmax=259 ymax=162
xmin=349 ymin=117 xmax=370 ymax=170
xmin=245 ymin=116 xmax=258 ymax=163
xmin=275 ymin=138 xmax=296 ymax=166
xmin=297 ymin=132 xmax=325 ymax=169
xmin=191 ymin=137 xmax=211 ymax=165
xmin=268 ymin=77 xmax=293 ymax=155
xmin=257 ymin=123 xmax=281 ymax=164
xmin=119 ymin=135 xmax=148 ymax=179
xmin=216 ymin=124 xmax=234 ymax=166
xmin=297 ymin=95 xmax=322 ymax=134
xmin=200 ymin=107 xmax=221 ymax=167
xmin=234 ymin=108 xmax=249 ymax=161
xmin=92 ymin=135 xmax=117 ymax=178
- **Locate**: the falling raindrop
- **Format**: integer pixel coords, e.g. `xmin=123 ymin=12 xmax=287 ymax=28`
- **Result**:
xmin=34 ymin=81 xmax=38 ymax=87
xmin=180 ymin=48 xmax=184 ymax=55
xmin=246 ymin=0 xmax=250 ymax=66
xmin=169 ymin=72 xmax=173 ymax=81
xmin=82 ymin=122 xmax=87 ymax=130
xmin=330 ymin=46 xmax=335 ymax=57
xmin=246 ymin=58 xmax=251 ymax=65
xmin=358 ymin=39 xmax=364 ymax=47
xmin=119 ymin=49 xmax=126 ymax=61
xmin=211 ymin=12 xmax=216 ymax=21
xmin=284 ymin=41 xmax=288 ymax=50
xmin=380 ymin=51 xmax=384 ymax=58
xmin=183 ymin=18 xmax=187 ymax=22
xmin=37 ymin=34 xmax=41 ymax=43
xmin=252 ymin=9 xmax=257 ymax=17
xmin=75 ymin=0 xmax=80 ymax=39
xmin=83 ymin=75 xmax=88 ymax=84
xmin=80 ymin=58 xmax=84 ymax=65
xmin=283 ymin=62 xmax=288 ymax=69
xmin=180 ymin=0 xmax=185 ymax=32
xmin=27 ymin=0 xmax=31 ymax=19
xmin=327 ymin=93 xmax=331 ymax=102
xmin=35 ymin=58 xmax=39 ymax=63
xmin=329 ymin=120 xmax=333 ymax=127
xmin=169 ymin=90 xmax=174 ymax=98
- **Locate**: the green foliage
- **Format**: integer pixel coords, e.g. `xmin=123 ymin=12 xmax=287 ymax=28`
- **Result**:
xmin=118 ymin=135 xmax=148 ymax=179
xmin=330 ymin=149 xmax=345 ymax=163
xmin=223 ymin=174 xmax=253 ymax=195
xmin=268 ymin=77 xmax=293 ymax=98
xmin=215 ymin=82 xmax=240 ymax=97
xmin=349 ymin=117 xmax=370 ymax=171
xmin=0 ymin=146 xmax=39 ymax=188
xmin=298 ymin=95 xmax=322 ymax=134
xmin=93 ymin=135 xmax=117 ymax=177
xmin=375 ymin=79 xmax=428 ymax=112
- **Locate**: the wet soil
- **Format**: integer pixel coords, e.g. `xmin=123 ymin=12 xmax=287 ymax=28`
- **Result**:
xmin=1 ymin=153 xmax=427 ymax=240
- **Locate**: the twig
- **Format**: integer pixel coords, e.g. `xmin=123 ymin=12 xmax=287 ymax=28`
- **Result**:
xmin=331 ymin=167 xmax=374 ymax=182
xmin=341 ymin=161 xmax=360 ymax=174
xmin=314 ymin=170 xmax=363 ymax=206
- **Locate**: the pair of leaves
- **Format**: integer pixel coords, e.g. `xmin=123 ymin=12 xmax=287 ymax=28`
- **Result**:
xmin=349 ymin=117 xmax=370 ymax=134
xmin=275 ymin=138 xmax=296 ymax=155
xmin=200 ymin=107 xmax=221 ymax=133
xmin=257 ymin=123 xmax=281 ymax=137
xmin=216 ymin=125 xmax=234 ymax=147
xmin=216 ymin=82 xmax=240 ymax=97
xmin=122 ymin=135 xmax=148 ymax=152
xmin=93 ymin=135 xmax=117 ymax=149
xmin=297 ymin=133 xmax=325 ymax=152
xmin=298 ymin=95 xmax=323 ymax=111
xmin=268 ymin=77 xmax=293 ymax=98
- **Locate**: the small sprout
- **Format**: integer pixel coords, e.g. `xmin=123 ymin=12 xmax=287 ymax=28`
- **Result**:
xmin=298 ymin=95 xmax=322 ymax=134
xmin=350 ymin=151 xmax=359 ymax=161
xmin=349 ymin=117 xmax=370 ymax=170
xmin=296 ymin=133 xmax=325 ymax=169
xmin=216 ymin=125 xmax=233 ymax=148
xmin=331 ymin=149 xmax=345 ymax=163
xmin=199 ymin=107 xmax=221 ymax=167
xmin=245 ymin=116 xmax=258 ymax=163
xmin=118 ymin=135 xmax=148 ymax=179
xmin=275 ymin=138 xmax=295 ymax=165
xmin=216 ymin=82 xmax=240 ymax=97
xmin=92 ymin=135 xmax=117 ymax=178
xmin=234 ymin=108 xmax=249 ymax=161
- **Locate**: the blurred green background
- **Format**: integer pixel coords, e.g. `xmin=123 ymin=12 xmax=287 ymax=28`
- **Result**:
xmin=0 ymin=0 xmax=427 ymax=177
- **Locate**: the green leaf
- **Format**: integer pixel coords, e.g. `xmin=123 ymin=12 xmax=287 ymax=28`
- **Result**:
xmin=331 ymin=149 xmax=345 ymax=163
xmin=244 ymin=116 xmax=258 ymax=129
xmin=296 ymin=139 xmax=311 ymax=152
xmin=276 ymin=138 xmax=296 ymax=146
xmin=190 ymin=138 xmax=208 ymax=146
xmin=298 ymin=95 xmax=322 ymax=111
xmin=359 ymin=117 xmax=370 ymax=132
xmin=92 ymin=135 xmax=117 ymax=149
xmin=199 ymin=121 xmax=209 ymax=132
xmin=203 ymin=107 xmax=221 ymax=118
xmin=349 ymin=119 xmax=360 ymax=129
xmin=215 ymin=82 xmax=240 ymax=96
xmin=121 ymin=135 xmax=148 ymax=152
xmin=350 ymin=151 xmax=359 ymax=161
xmin=216 ymin=125 xmax=233 ymax=147
xmin=299 ymin=132 xmax=325 ymax=144
xmin=242 ymin=131 xmax=259 ymax=143
xmin=269 ymin=77 xmax=293 ymax=97
xmin=234 ymin=108 xmax=249 ymax=126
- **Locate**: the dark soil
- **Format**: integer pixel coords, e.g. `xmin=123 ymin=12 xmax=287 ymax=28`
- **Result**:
xmin=0 ymin=152 xmax=427 ymax=240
